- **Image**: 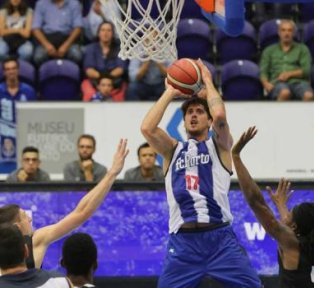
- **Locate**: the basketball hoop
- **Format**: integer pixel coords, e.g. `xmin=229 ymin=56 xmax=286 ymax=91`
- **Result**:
xmin=100 ymin=0 xmax=185 ymax=62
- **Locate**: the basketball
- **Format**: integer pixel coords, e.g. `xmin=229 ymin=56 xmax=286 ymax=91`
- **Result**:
xmin=166 ymin=58 xmax=202 ymax=95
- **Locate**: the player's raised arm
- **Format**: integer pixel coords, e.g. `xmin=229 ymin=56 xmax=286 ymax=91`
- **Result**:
xmin=141 ymin=80 xmax=182 ymax=162
xmin=32 ymin=139 xmax=129 ymax=267
xmin=231 ymin=127 xmax=297 ymax=248
xmin=197 ymin=59 xmax=233 ymax=151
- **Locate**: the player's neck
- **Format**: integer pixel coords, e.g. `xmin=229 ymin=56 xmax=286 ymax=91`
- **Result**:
xmin=187 ymin=133 xmax=208 ymax=142
xmin=68 ymin=274 xmax=93 ymax=287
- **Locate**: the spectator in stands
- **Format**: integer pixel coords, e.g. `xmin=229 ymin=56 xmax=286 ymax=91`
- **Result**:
xmin=0 ymin=57 xmax=36 ymax=123
xmin=0 ymin=224 xmax=72 ymax=288
xmin=61 ymin=232 xmax=97 ymax=288
xmin=6 ymin=146 xmax=50 ymax=182
xmin=0 ymin=139 xmax=128 ymax=270
xmin=82 ymin=20 xmax=127 ymax=102
xmin=32 ymin=0 xmax=83 ymax=66
xmin=84 ymin=0 xmax=121 ymax=41
xmin=64 ymin=134 xmax=107 ymax=182
xmin=260 ymin=19 xmax=314 ymax=101
xmin=126 ymin=59 xmax=170 ymax=101
xmin=0 ymin=0 xmax=33 ymax=62
xmin=124 ymin=142 xmax=163 ymax=182
xmin=90 ymin=74 xmax=114 ymax=102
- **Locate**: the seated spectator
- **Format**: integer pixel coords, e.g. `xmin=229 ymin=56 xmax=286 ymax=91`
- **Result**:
xmin=6 ymin=146 xmax=50 ymax=182
xmin=260 ymin=19 xmax=314 ymax=101
xmin=82 ymin=20 xmax=127 ymax=102
xmin=84 ymin=0 xmax=121 ymax=41
xmin=0 ymin=57 xmax=36 ymax=116
xmin=126 ymin=59 xmax=170 ymax=101
xmin=32 ymin=0 xmax=83 ymax=66
xmin=61 ymin=232 xmax=97 ymax=288
xmin=90 ymin=74 xmax=113 ymax=102
xmin=0 ymin=224 xmax=72 ymax=288
xmin=124 ymin=142 xmax=163 ymax=182
xmin=63 ymin=134 xmax=107 ymax=182
xmin=0 ymin=0 xmax=33 ymax=62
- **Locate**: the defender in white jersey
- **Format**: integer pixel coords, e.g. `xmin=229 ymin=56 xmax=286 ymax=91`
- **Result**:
xmin=141 ymin=60 xmax=261 ymax=287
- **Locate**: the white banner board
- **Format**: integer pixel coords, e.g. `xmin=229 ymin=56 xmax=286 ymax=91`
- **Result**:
xmin=16 ymin=102 xmax=314 ymax=180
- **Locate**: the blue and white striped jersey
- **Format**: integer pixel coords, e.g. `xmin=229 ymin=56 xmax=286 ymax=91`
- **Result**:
xmin=165 ymin=137 xmax=233 ymax=233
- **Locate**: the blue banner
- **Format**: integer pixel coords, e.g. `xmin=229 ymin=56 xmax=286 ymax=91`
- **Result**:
xmin=0 ymin=189 xmax=313 ymax=276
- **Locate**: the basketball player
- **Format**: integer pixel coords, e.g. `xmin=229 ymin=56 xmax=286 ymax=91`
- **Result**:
xmin=232 ymin=126 xmax=314 ymax=287
xmin=141 ymin=60 xmax=261 ymax=287
xmin=0 ymin=139 xmax=128 ymax=269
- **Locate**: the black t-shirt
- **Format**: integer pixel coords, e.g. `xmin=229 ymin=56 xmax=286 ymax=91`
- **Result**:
xmin=278 ymin=241 xmax=314 ymax=288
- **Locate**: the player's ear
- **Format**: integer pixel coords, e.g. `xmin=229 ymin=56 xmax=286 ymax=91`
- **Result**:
xmin=60 ymin=258 xmax=65 ymax=268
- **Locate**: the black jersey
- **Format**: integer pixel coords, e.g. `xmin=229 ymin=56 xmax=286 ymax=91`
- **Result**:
xmin=278 ymin=242 xmax=314 ymax=288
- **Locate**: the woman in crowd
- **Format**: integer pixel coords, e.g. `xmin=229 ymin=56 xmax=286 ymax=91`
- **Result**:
xmin=0 ymin=0 xmax=33 ymax=61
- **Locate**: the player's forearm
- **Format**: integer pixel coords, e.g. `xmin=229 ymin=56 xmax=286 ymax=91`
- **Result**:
xmin=233 ymin=155 xmax=264 ymax=205
xmin=141 ymin=89 xmax=173 ymax=134
xmin=74 ymin=170 xmax=117 ymax=216
xmin=205 ymin=81 xmax=226 ymax=121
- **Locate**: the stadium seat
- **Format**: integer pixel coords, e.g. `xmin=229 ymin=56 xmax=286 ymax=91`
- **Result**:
xmin=180 ymin=0 xmax=203 ymax=19
xmin=303 ymin=20 xmax=314 ymax=60
xmin=259 ymin=19 xmax=300 ymax=50
xmin=215 ymin=21 xmax=257 ymax=64
xmin=0 ymin=59 xmax=36 ymax=87
xmin=299 ymin=3 xmax=314 ymax=23
xmin=221 ymin=60 xmax=264 ymax=101
xmin=176 ymin=18 xmax=214 ymax=62
xmin=39 ymin=59 xmax=81 ymax=101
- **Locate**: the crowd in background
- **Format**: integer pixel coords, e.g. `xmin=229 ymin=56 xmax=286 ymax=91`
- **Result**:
xmin=0 ymin=0 xmax=313 ymax=102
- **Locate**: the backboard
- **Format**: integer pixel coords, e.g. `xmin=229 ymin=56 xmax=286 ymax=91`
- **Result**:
xmin=197 ymin=0 xmax=314 ymax=36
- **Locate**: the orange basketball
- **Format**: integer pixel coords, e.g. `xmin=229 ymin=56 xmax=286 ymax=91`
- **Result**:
xmin=167 ymin=58 xmax=202 ymax=95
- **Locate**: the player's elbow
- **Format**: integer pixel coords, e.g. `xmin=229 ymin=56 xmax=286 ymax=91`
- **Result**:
xmin=141 ymin=123 xmax=154 ymax=138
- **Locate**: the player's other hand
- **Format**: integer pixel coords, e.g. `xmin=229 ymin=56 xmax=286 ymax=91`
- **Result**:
xmin=196 ymin=59 xmax=212 ymax=85
xmin=164 ymin=79 xmax=191 ymax=99
xmin=232 ymin=126 xmax=257 ymax=157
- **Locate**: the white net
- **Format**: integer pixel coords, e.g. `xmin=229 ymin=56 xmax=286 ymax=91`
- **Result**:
xmin=101 ymin=0 xmax=185 ymax=62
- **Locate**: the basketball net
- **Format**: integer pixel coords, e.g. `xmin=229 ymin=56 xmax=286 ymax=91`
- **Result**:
xmin=101 ymin=0 xmax=184 ymax=62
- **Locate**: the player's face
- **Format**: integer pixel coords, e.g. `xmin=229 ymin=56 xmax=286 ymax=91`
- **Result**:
xmin=78 ymin=138 xmax=95 ymax=161
xmin=22 ymin=152 xmax=40 ymax=175
xmin=3 ymin=60 xmax=18 ymax=81
xmin=15 ymin=209 xmax=33 ymax=236
xmin=139 ymin=147 xmax=156 ymax=170
xmin=98 ymin=23 xmax=114 ymax=43
xmin=98 ymin=78 xmax=113 ymax=96
xmin=278 ymin=22 xmax=294 ymax=44
xmin=184 ymin=104 xmax=211 ymax=137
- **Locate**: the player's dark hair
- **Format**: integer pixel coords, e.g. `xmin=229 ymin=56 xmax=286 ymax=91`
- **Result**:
xmin=0 ymin=224 xmax=25 ymax=269
xmin=62 ymin=233 xmax=97 ymax=276
xmin=292 ymin=203 xmax=314 ymax=264
xmin=0 ymin=204 xmax=20 ymax=225
xmin=181 ymin=97 xmax=212 ymax=120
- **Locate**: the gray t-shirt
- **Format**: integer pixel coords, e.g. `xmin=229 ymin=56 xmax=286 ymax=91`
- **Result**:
xmin=124 ymin=165 xmax=164 ymax=182
xmin=63 ymin=160 xmax=107 ymax=182
xmin=6 ymin=168 xmax=50 ymax=182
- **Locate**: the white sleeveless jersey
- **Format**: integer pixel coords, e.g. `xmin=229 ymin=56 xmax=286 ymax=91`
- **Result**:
xmin=165 ymin=138 xmax=233 ymax=233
